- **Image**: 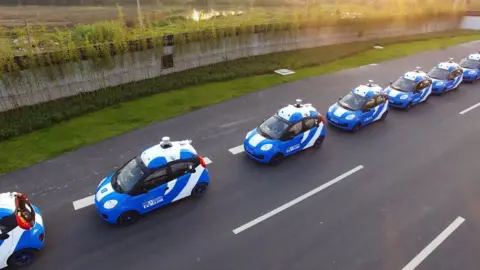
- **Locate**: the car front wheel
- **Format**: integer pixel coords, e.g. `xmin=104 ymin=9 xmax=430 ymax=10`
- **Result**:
xmin=117 ymin=211 xmax=140 ymax=226
xmin=7 ymin=248 xmax=37 ymax=268
xmin=191 ymin=182 xmax=208 ymax=197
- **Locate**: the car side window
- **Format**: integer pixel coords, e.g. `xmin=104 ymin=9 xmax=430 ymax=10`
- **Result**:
xmin=364 ymin=98 xmax=376 ymax=109
xmin=286 ymin=121 xmax=303 ymax=139
xmin=303 ymin=118 xmax=317 ymax=132
xmin=170 ymin=161 xmax=194 ymax=179
xmin=416 ymin=80 xmax=427 ymax=91
xmin=142 ymin=167 xmax=169 ymax=191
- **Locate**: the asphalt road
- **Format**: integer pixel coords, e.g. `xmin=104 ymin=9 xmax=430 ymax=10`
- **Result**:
xmin=2 ymin=40 xmax=480 ymax=270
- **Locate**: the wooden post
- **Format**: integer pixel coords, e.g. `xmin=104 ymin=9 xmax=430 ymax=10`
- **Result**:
xmin=136 ymin=0 xmax=144 ymax=31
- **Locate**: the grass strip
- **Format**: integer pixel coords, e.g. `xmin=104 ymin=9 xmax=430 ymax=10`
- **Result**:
xmin=1 ymin=32 xmax=479 ymax=174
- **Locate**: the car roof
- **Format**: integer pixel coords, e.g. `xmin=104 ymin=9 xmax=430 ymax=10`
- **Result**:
xmin=140 ymin=137 xmax=198 ymax=169
xmin=402 ymin=68 xmax=429 ymax=82
xmin=351 ymin=80 xmax=382 ymax=99
xmin=0 ymin=192 xmax=17 ymax=217
xmin=467 ymin=53 xmax=480 ymax=61
xmin=276 ymin=99 xmax=319 ymax=123
xmin=436 ymin=59 xmax=460 ymax=71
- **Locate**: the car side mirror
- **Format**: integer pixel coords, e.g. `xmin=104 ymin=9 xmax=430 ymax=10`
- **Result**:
xmin=0 ymin=233 xmax=9 ymax=240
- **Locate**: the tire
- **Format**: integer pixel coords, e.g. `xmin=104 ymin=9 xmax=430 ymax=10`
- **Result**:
xmin=191 ymin=182 xmax=208 ymax=197
xmin=380 ymin=110 xmax=388 ymax=121
xmin=313 ymin=136 xmax=325 ymax=149
xmin=352 ymin=123 xmax=361 ymax=133
xmin=117 ymin=211 xmax=140 ymax=226
xmin=269 ymin=153 xmax=284 ymax=166
xmin=7 ymin=248 xmax=37 ymax=268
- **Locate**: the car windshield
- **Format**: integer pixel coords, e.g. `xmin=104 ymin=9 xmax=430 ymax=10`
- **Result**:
xmin=391 ymin=77 xmax=417 ymax=92
xmin=427 ymin=67 xmax=450 ymax=80
xmin=338 ymin=92 xmax=367 ymax=111
xmin=113 ymin=158 xmax=146 ymax=193
xmin=459 ymin=58 xmax=480 ymax=69
xmin=258 ymin=115 xmax=290 ymax=140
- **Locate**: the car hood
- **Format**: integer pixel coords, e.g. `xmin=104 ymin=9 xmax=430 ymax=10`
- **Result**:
xmin=384 ymin=86 xmax=410 ymax=99
xmin=328 ymin=103 xmax=359 ymax=119
xmin=462 ymin=67 xmax=477 ymax=74
xmin=244 ymin=128 xmax=276 ymax=149
xmin=95 ymin=174 xmax=126 ymax=207
xmin=430 ymin=78 xmax=447 ymax=86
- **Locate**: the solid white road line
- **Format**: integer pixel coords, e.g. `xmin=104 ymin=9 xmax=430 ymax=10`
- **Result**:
xmin=228 ymin=145 xmax=245 ymax=155
xmin=73 ymin=195 xmax=95 ymax=210
xmin=232 ymin=165 xmax=365 ymax=235
xmin=72 ymin=157 xmax=213 ymax=210
xmin=402 ymin=216 xmax=466 ymax=270
xmin=459 ymin=102 xmax=480 ymax=115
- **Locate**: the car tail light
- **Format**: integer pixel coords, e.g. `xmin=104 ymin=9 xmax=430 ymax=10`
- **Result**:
xmin=198 ymin=155 xmax=207 ymax=168
xmin=14 ymin=193 xmax=35 ymax=230
xmin=319 ymin=115 xmax=325 ymax=124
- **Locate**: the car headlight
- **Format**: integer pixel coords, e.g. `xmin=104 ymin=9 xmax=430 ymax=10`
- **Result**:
xmin=245 ymin=130 xmax=253 ymax=139
xmin=103 ymin=200 xmax=118 ymax=210
xmin=345 ymin=114 xmax=355 ymax=120
xmin=328 ymin=106 xmax=334 ymax=112
xmin=436 ymin=81 xmax=444 ymax=86
xmin=260 ymin=144 xmax=273 ymax=151
xmin=400 ymin=95 xmax=409 ymax=100
xmin=469 ymin=70 xmax=476 ymax=75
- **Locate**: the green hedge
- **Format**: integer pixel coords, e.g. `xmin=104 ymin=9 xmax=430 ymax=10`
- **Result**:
xmin=0 ymin=29 xmax=475 ymax=142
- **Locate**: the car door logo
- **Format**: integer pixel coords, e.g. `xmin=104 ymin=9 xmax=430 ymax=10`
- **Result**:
xmin=143 ymin=196 xmax=164 ymax=209
xmin=286 ymin=144 xmax=300 ymax=153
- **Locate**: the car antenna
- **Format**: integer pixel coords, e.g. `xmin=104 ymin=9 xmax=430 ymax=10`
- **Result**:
xmin=160 ymin=136 xmax=172 ymax=149
xmin=294 ymin=99 xmax=302 ymax=108
xmin=367 ymin=80 xmax=373 ymax=86
xmin=415 ymin=66 xmax=421 ymax=72
xmin=448 ymin=57 xmax=454 ymax=63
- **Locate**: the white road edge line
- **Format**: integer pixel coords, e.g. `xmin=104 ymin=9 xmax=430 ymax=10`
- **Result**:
xmin=402 ymin=216 xmax=466 ymax=270
xmin=232 ymin=165 xmax=365 ymax=235
xmin=73 ymin=195 xmax=95 ymax=210
xmin=459 ymin=102 xmax=480 ymax=115
xmin=72 ymin=156 xmax=213 ymax=210
xmin=229 ymin=145 xmax=245 ymax=155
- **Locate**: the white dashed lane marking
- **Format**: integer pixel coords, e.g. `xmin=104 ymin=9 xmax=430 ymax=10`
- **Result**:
xmin=459 ymin=102 xmax=480 ymax=115
xmin=232 ymin=165 xmax=365 ymax=235
xmin=402 ymin=216 xmax=465 ymax=270
xmin=73 ymin=195 xmax=95 ymax=210
xmin=228 ymin=145 xmax=245 ymax=155
xmin=72 ymin=157 xmax=213 ymax=211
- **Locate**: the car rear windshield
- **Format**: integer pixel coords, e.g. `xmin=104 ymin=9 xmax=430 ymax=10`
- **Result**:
xmin=391 ymin=77 xmax=416 ymax=92
xmin=427 ymin=67 xmax=450 ymax=80
xmin=258 ymin=115 xmax=290 ymax=140
xmin=113 ymin=157 xmax=146 ymax=193
xmin=459 ymin=58 xmax=480 ymax=69
xmin=338 ymin=92 xmax=367 ymax=111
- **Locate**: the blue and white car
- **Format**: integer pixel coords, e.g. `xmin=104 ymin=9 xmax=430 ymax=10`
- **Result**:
xmin=327 ymin=80 xmax=389 ymax=132
xmin=427 ymin=58 xmax=463 ymax=95
xmin=459 ymin=52 xmax=480 ymax=83
xmin=94 ymin=137 xmax=211 ymax=226
xmin=243 ymin=99 xmax=326 ymax=166
xmin=0 ymin=192 xmax=45 ymax=269
xmin=384 ymin=67 xmax=433 ymax=110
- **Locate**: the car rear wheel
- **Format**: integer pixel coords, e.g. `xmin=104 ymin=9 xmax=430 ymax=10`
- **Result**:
xmin=191 ymin=182 xmax=208 ymax=197
xmin=313 ymin=136 xmax=325 ymax=149
xmin=269 ymin=153 xmax=284 ymax=166
xmin=380 ymin=111 xmax=388 ymax=121
xmin=7 ymin=248 xmax=37 ymax=268
xmin=117 ymin=211 xmax=140 ymax=226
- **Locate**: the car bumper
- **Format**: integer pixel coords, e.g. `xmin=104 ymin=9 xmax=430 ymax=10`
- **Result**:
xmin=94 ymin=200 xmax=120 ymax=225
xmin=388 ymin=98 xmax=408 ymax=109
xmin=326 ymin=114 xmax=354 ymax=131
xmin=463 ymin=74 xmax=477 ymax=82
xmin=244 ymin=144 xmax=274 ymax=164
